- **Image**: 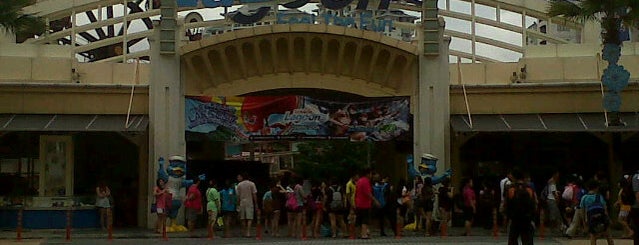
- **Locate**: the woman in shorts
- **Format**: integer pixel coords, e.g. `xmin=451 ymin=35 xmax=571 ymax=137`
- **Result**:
xmin=154 ymin=178 xmax=171 ymax=233
xmin=616 ymin=177 xmax=634 ymax=238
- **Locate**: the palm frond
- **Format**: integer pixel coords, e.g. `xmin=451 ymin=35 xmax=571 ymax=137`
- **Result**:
xmin=0 ymin=0 xmax=43 ymax=35
xmin=547 ymin=0 xmax=598 ymax=23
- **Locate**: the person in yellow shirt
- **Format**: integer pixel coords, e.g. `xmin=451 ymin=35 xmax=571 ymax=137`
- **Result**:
xmin=346 ymin=173 xmax=359 ymax=225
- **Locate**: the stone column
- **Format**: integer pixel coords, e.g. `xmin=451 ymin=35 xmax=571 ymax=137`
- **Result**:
xmin=148 ymin=19 xmax=185 ymax=228
xmin=414 ymin=13 xmax=451 ymax=177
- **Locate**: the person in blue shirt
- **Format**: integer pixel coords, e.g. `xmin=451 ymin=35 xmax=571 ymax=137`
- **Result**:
xmin=580 ymin=179 xmax=613 ymax=245
xmin=220 ymin=179 xmax=238 ymax=238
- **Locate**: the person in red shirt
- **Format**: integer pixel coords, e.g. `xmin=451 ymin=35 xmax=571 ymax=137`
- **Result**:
xmin=184 ymin=177 xmax=203 ymax=234
xmin=355 ymin=168 xmax=380 ymax=239
xmin=462 ymin=177 xmax=476 ymax=236
xmin=153 ymin=178 xmax=171 ymax=233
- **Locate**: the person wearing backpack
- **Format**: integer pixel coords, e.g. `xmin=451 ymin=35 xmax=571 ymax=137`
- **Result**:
xmin=327 ymin=179 xmax=347 ymax=238
xmin=580 ymin=179 xmax=614 ymax=245
xmin=565 ymin=177 xmax=588 ymax=238
xmin=499 ymin=171 xmax=513 ymax=232
xmin=417 ymin=177 xmax=435 ymax=236
xmin=286 ymin=178 xmax=305 ymax=238
xmin=504 ymin=169 xmax=537 ymax=245
xmin=263 ymin=180 xmax=285 ymax=237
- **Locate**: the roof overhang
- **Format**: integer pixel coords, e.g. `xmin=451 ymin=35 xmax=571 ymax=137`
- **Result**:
xmin=0 ymin=114 xmax=148 ymax=132
xmin=451 ymin=113 xmax=639 ymax=132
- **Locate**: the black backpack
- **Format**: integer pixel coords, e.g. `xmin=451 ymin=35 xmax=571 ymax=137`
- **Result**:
xmin=506 ymin=183 xmax=536 ymax=222
xmin=621 ymin=187 xmax=636 ymax=206
xmin=586 ymin=194 xmax=609 ymax=234
xmin=538 ymin=185 xmax=549 ymax=203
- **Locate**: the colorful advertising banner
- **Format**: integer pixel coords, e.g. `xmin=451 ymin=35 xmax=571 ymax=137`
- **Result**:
xmin=186 ymin=96 xmax=410 ymax=142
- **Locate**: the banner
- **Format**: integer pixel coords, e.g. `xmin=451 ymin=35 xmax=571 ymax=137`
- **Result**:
xmin=185 ymin=96 xmax=410 ymax=142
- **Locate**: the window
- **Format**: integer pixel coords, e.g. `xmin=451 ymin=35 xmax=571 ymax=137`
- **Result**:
xmin=40 ymin=136 xmax=73 ymax=197
xmin=0 ymin=158 xmax=40 ymax=196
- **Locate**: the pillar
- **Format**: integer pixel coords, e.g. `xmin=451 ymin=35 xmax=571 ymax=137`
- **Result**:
xmin=414 ymin=0 xmax=451 ymax=178
xmin=148 ymin=0 xmax=185 ymax=227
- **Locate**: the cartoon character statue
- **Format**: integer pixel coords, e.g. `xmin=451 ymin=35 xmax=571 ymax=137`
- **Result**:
xmin=407 ymin=153 xmax=452 ymax=185
xmin=158 ymin=155 xmax=193 ymax=232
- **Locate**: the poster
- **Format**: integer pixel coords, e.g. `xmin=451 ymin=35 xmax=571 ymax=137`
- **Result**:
xmin=186 ymin=95 xmax=410 ymax=142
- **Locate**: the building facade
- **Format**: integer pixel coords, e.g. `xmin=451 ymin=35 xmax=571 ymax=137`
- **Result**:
xmin=0 ymin=0 xmax=638 ymax=229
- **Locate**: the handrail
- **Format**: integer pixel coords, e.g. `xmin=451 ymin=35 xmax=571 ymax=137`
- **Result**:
xmin=73 ymin=30 xmax=153 ymax=53
xmin=95 ymin=50 xmax=151 ymax=63
xmin=28 ymin=10 xmax=160 ymax=44
xmin=21 ymin=0 xmax=587 ymax=63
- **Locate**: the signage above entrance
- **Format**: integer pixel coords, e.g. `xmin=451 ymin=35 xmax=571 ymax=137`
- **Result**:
xmin=176 ymin=0 xmax=405 ymax=25
xmin=185 ymin=96 xmax=410 ymax=142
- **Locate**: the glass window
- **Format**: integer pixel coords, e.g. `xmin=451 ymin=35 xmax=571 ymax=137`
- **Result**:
xmin=40 ymin=136 xmax=73 ymax=197
xmin=0 ymin=158 xmax=40 ymax=196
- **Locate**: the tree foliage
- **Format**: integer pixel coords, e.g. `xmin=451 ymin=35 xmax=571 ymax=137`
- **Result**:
xmin=547 ymin=0 xmax=639 ymax=44
xmin=293 ymin=141 xmax=371 ymax=182
xmin=0 ymin=0 xmax=45 ymax=42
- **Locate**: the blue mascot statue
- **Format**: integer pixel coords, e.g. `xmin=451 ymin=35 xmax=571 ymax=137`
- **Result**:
xmin=407 ymin=153 xmax=452 ymax=185
xmin=158 ymin=155 xmax=193 ymax=232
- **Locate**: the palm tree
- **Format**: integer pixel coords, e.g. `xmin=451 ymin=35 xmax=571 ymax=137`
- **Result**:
xmin=548 ymin=0 xmax=639 ymax=126
xmin=0 ymin=0 xmax=45 ymax=42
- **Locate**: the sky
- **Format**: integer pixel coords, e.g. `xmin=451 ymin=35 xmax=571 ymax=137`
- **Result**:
xmin=74 ymin=0 xmax=546 ymax=63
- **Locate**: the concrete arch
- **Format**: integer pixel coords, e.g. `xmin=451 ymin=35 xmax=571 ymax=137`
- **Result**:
xmin=181 ymin=24 xmax=419 ymax=97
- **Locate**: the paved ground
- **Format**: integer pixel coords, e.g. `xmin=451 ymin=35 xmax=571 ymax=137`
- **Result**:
xmin=0 ymin=226 xmax=634 ymax=244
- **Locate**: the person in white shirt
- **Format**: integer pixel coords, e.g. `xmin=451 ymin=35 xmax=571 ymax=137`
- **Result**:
xmin=236 ymin=173 xmax=258 ymax=238
xmin=545 ymin=171 xmax=563 ymax=235
xmin=498 ymin=171 xmax=512 ymax=231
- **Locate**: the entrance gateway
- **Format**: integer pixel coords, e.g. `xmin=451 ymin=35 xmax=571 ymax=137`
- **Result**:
xmin=147 ymin=0 xmax=450 ymax=227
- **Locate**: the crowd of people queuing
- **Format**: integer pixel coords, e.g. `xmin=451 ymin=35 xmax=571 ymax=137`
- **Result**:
xmin=151 ymin=167 xmax=639 ymax=245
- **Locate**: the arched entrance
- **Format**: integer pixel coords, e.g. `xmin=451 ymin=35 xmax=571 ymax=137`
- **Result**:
xmin=179 ymin=25 xmax=419 ymax=97
xmin=148 ymin=20 xmax=451 ymax=228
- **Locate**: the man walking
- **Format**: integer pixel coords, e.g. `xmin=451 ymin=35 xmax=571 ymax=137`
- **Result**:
xmin=236 ymin=172 xmax=258 ymax=237
xmin=581 ymin=180 xmax=613 ymax=245
xmin=505 ymin=169 xmax=537 ymax=245
xmin=355 ymin=168 xmax=379 ymax=239
xmin=499 ymin=170 xmax=513 ymax=231
xmin=373 ymin=174 xmax=391 ymax=236
xmin=545 ymin=170 xmax=563 ymax=235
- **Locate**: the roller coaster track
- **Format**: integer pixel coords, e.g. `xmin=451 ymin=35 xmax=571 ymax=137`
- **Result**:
xmin=22 ymin=0 xmax=583 ymax=63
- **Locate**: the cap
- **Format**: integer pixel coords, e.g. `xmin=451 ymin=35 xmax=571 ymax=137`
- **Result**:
xmin=168 ymin=155 xmax=186 ymax=162
xmin=421 ymin=153 xmax=438 ymax=160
